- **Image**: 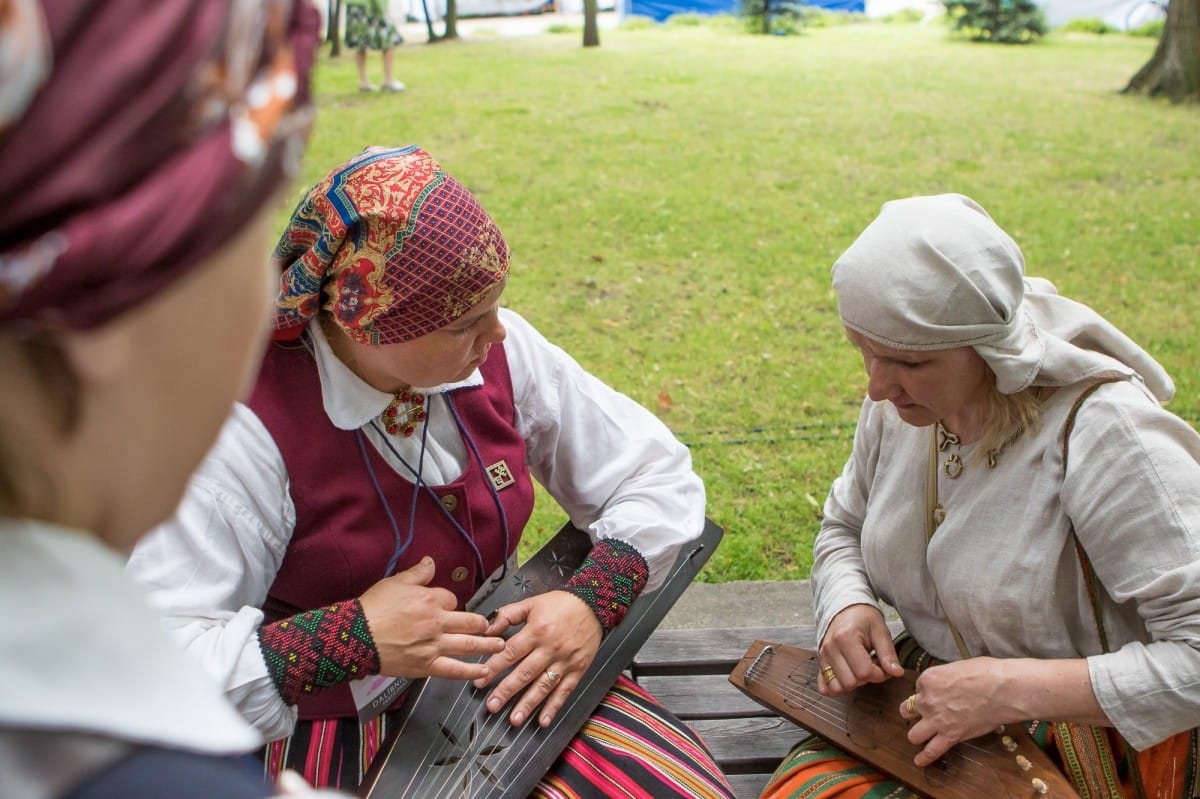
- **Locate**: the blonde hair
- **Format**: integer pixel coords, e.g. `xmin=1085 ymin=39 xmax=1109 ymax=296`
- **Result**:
xmin=976 ymin=371 xmax=1045 ymax=464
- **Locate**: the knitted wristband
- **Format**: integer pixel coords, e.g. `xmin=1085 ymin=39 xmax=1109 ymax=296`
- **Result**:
xmin=563 ymin=538 xmax=649 ymax=632
xmin=257 ymin=599 xmax=381 ymax=706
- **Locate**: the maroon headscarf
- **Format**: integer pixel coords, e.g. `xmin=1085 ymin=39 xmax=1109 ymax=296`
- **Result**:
xmin=0 ymin=0 xmax=320 ymax=331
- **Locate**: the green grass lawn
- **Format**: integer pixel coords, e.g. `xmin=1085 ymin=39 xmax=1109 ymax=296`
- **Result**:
xmin=290 ymin=19 xmax=1199 ymax=582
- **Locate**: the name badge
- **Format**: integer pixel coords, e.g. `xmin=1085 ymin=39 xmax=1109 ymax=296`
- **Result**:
xmin=350 ymin=674 xmax=411 ymax=723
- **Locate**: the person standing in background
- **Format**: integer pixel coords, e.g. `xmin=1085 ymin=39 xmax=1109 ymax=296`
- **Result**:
xmin=345 ymin=0 xmax=406 ymax=92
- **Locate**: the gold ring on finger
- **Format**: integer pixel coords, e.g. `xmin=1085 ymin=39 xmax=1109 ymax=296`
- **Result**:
xmin=904 ymin=694 xmax=920 ymax=719
xmin=820 ymin=665 xmax=837 ymax=683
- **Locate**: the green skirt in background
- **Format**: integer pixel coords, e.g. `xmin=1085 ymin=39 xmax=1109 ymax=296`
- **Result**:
xmin=345 ymin=4 xmax=404 ymax=50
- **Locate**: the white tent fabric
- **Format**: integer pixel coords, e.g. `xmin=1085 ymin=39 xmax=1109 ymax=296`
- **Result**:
xmin=1039 ymin=0 xmax=1167 ymax=28
xmin=865 ymin=0 xmax=1167 ymax=29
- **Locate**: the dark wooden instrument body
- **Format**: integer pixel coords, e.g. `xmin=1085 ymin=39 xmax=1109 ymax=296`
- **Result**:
xmin=358 ymin=518 xmax=724 ymax=799
xmin=729 ymin=641 xmax=1081 ymax=799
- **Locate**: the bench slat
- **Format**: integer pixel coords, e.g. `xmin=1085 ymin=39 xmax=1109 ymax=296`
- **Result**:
xmin=728 ymin=772 xmax=774 ymax=799
xmin=632 ymin=625 xmax=818 ymax=676
xmin=631 ymin=624 xmax=828 ymax=799
xmin=689 ymin=716 xmax=805 ymax=767
xmin=637 ymin=673 xmax=772 ymax=719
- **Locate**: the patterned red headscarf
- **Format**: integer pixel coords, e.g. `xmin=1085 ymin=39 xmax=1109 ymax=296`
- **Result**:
xmin=0 ymin=0 xmax=319 ymax=331
xmin=273 ymin=145 xmax=510 ymax=345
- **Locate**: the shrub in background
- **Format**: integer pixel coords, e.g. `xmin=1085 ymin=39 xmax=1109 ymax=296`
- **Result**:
xmin=1057 ymin=16 xmax=1116 ymax=34
xmin=1127 ymin=19 xmax=1165 ymax=37
xmin=944 ymin=0 xmax=1047 ymax=43
xmin=665 ymin=11 xmax=707 ymax=25
xmin=740 ymin=0 xmax=809 ymax=34
xmin=804 ymin=7 xmax=864 ymax=26
xmin=618 ymin=14 xmax=659 ymax=30
xmin=883 ymin=6 xmax=928 ymax=23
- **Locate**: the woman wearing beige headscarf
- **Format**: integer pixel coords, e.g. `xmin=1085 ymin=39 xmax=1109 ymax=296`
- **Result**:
xmin=761 ymin=194 xmax=1200 ymax=799
xmin=0 ymin=1 xmax=332 ymax=797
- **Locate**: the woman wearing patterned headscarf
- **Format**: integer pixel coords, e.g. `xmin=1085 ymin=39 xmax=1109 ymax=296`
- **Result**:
xmin=127 ymin=145 xmax=736 ymax=797
xmin=0 ymin=1 xmax=330 ymax=797
xmin=761 ymin=194 xmax=1200 ymax=799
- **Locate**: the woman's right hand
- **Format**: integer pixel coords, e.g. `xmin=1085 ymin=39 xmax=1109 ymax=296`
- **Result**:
xmin=358 ymin=556 xmax=505 ymax=682
xmin=817 ymin=603 xmax=904 ymax=695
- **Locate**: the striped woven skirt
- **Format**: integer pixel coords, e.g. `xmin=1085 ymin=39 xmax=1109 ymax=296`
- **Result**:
xmin=262 ymin=674 xmax=735 ymax=798
xmin=762 ymin=725 xmax=1200 ymax=799
xmin=760 ymin=736 xmax=919 ymax=799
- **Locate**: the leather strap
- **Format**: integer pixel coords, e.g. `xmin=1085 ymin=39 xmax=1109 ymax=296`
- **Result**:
xmin=1057 ymin=378 xmax=1144 ymax=799
xmin=926 ymin=426 xmax=972 ymax=660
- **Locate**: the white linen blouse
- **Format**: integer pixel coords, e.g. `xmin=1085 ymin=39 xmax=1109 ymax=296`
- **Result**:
xmin=0 ymin=521 xmax=263 ymax=799
xmin=127 ymin=308 xmax=705 ymax=741
xmin=814 ymin=379 xmax=1200 ymax=751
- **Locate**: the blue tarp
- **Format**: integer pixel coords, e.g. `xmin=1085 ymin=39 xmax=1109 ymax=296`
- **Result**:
xmin=622 ymin=0 xmax=865 ymax=22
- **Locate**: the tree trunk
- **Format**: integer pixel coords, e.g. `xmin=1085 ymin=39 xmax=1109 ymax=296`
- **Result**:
xmin=583 ymin=0 xmax=600 ymax=47
xmin=420 ymin=0 xmax=439 ymax=41
xmin=1124 ymin=0 xmax=1200 ymax=102
xmin=444 ymin=0 xmax=460 ymax=39
xmin=328 ymin=0 xmax=343 ymax=56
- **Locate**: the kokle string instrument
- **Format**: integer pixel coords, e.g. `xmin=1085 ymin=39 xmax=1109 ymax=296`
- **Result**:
xmin=358 ymin=518 xmax=723 ymax=799
xmin=729 ymin=641 xmax=1082 ymax=799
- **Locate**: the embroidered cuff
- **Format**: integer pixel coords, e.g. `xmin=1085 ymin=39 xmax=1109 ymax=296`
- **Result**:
xmin=563 ymin=538 xmax=648 ymax=632
xmin=257 ymin=599 xmax=381 ymax=706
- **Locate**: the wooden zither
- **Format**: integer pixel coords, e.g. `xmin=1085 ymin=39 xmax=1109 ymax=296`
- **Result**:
xmin=358 ymin=517 xmax=724 ymax=799
xmin=729 ymin=641 xmax=1082 ymax=799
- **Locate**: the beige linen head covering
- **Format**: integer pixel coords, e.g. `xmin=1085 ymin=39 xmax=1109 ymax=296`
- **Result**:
xmin=832 ymin=193 xmax=1173 ymax=400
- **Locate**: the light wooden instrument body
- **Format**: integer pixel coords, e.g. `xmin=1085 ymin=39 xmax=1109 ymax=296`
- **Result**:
xmin=730 ymin=641 xmax=1081 ymax=799
xmin=358 ymin=518 xmax=723 ymax=799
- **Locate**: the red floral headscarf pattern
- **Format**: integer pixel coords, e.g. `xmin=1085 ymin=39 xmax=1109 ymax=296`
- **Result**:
xmin=273 ymin=145 xmax=510 ymax=345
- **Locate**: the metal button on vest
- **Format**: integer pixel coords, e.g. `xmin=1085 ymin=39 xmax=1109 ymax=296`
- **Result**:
xmin=441 ymin=494 xmax=458 ymax=512
xmin=451 ymin=566 xmax=469 ymax=582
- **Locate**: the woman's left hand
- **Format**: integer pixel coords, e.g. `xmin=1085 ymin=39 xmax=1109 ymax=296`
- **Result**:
xmin=899 ymin=657 xmax=1011 ymax=766
xmin=474 ymin=589 xmax=602 ymax=728
xmin=900 ymin=655 xmax=1104 ymax=767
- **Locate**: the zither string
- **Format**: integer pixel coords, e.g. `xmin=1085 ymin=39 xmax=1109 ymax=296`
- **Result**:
xmin=400 ymin=541 xmax=709 ymax=797
xmin=738 ymin=651 xmax=1003 ymax=780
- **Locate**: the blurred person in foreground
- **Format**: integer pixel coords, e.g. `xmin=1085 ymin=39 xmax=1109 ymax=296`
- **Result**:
xmin=761 ymin=193 xmax=1200 ymax=799
xmin=0 ymin=1 xmax=341 ymax=796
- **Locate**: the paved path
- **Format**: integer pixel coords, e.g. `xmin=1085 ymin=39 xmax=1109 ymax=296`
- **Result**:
xmin=396 ymin=9 xmax=620 ymax=42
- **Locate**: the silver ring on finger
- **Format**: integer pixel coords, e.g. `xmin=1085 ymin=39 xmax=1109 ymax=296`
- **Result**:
xmin=544 ymin=669 xmax=561 ymax=685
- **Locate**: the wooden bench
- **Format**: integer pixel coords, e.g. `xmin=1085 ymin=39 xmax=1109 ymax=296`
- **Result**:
xmin=630 ymin=625 xmax=819 ymax=799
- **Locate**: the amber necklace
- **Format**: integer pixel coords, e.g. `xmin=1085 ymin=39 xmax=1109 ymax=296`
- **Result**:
xmin=382 ymin=388 xmax=427 ymax=437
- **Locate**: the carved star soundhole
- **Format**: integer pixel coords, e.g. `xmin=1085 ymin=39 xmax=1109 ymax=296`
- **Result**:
xmin=547 ymin=550 xmax=570 ymax=576
xmin=433 ymin=718 xmax=509 ymax=792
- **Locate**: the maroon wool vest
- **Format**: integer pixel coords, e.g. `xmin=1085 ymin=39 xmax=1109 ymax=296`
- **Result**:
xmin=249 ymin=339 xmax=535 ymax=720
